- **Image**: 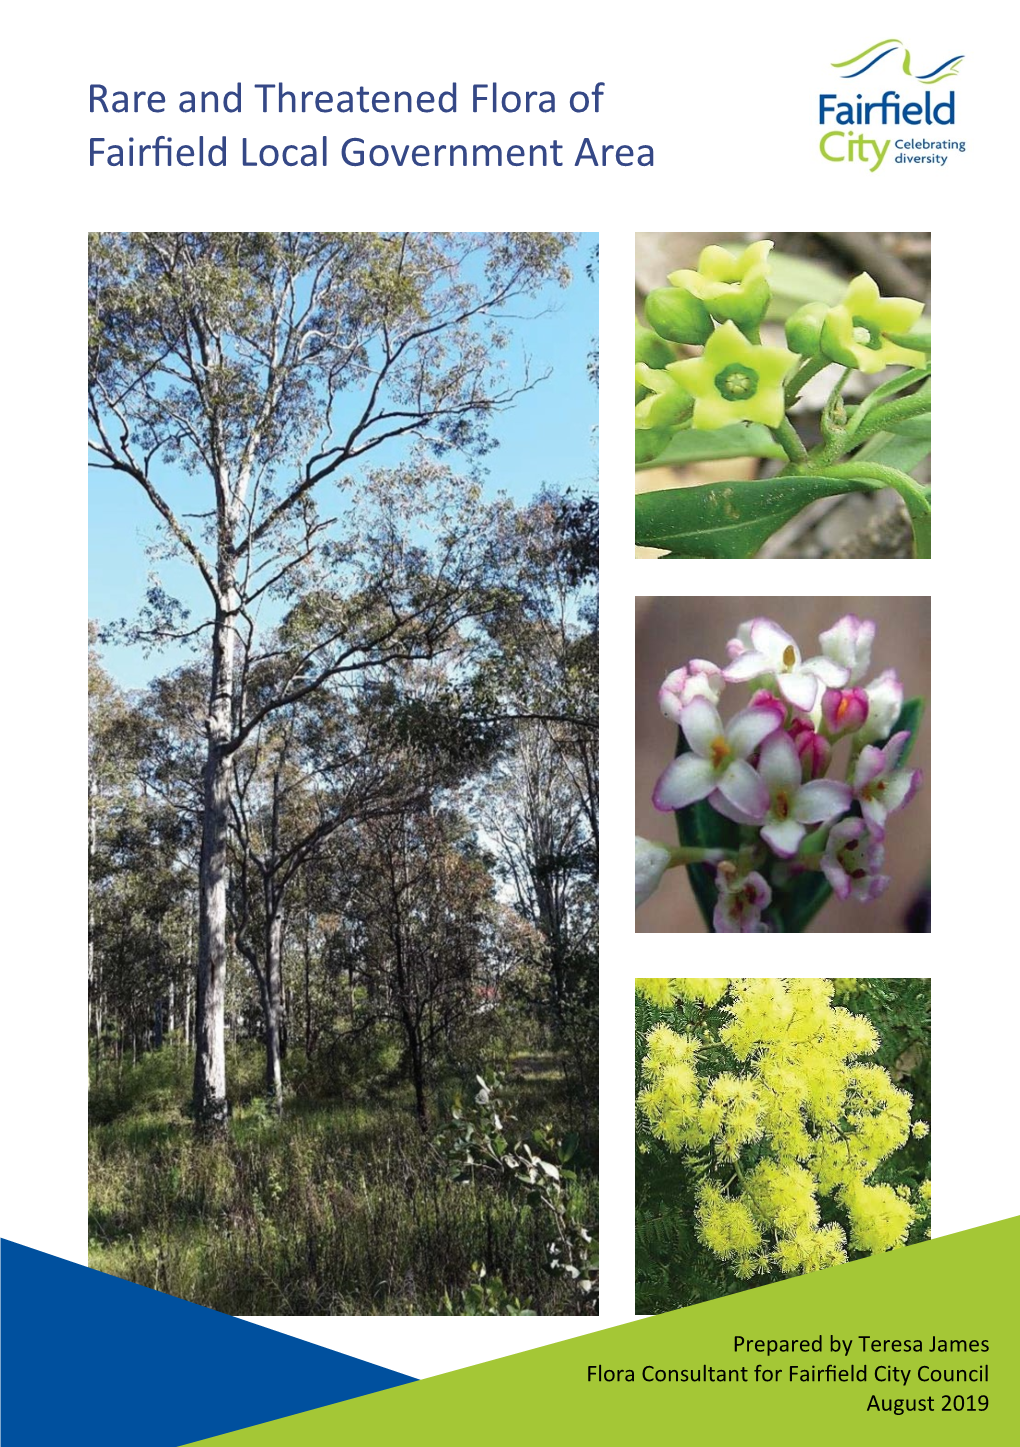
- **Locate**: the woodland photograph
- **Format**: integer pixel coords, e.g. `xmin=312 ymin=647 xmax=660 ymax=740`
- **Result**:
xmin=88 ymin=232 xmax=598 ymax=1316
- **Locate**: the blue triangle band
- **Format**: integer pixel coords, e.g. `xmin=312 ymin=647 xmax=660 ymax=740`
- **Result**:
xmin=1 ymin=1239 xmax=415 ymax=1445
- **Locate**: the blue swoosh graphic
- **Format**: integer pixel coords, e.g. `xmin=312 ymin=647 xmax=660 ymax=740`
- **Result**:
xmin=913 ymin=56 xmax=964 ymax=78
xmin=841 ymin=47 xmax=900 ymax=77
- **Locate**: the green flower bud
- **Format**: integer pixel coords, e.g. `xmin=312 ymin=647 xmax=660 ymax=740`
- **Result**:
xmin=644 ymin=286 xmax=713 ymax=345
xmin=636 ymin=427 xmax=673 ymax=465
xmin=636 ymin=319 xmax=677 ymax=369
xmin=635 ymin=363 xmax=692 ymax=429
xmin=786 ymin=302 xmax=829 ymax=357
xmin=668 ymin=240 xmax=773 ymax=328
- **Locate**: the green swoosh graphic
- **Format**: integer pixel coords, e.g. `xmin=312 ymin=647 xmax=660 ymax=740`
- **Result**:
xmin=831 ymin=38 xmax=903 ymax=66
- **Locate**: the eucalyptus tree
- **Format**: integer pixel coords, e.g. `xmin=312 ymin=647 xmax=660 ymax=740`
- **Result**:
xmin=88 ymin=231 xmax=572 ymax=1126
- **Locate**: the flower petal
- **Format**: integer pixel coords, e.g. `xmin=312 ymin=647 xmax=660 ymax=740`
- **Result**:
xmin=880 ymin=730 xmax=911 ymax=772
xmin=652 ymin=754 xmax=716 ymax=812
xmin=722 ymin=650 xmax=771 ymax=684
xmin=853 ymin=744 xmax=887 ymax=790
xmin=821 ymin=856 xmax=852 ymax=901
xmin=777 ymin=670 xmax=819 ymax=712
xmin=853 ymin=873 xmax=891 ymax=903
xmin=802 ymin=654 xmax=851 ymax=688
xmin=679 ymin=696 xmax=723 ymax=757
xmin=860 ymin=795 xmax=889 ymax=840
xmin=819 ymin=615 xmax=874 ymax=683
xmin=749 ymin=618 xmax=798 ymax=668
xmin=757 ymin=730 xmax=802 ymax=793
xmin=880 ymin=767 xmax=922 ymax=814
xmin=708 ymin=788 xmax=761 ymax=827
xmin=717 ymin=758 xmax=769 ymax=820
xmin=762 ymin=816 xmax=806 ymax=859
xmin=793 ymin=778 xmax=852 ymax=823
xmin=727 ymin=702 xmax=785 ymax=758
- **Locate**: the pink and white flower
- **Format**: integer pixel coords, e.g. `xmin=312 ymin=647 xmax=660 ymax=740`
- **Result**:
xmin=852 ymin=731 xmax=923 ymax=841
xmin=652 ymin=696 xmax=784 ymax=821
xmin=821 ymin=818 xmax=890 ymax=902
xmin=635 ymin=837 xmax=672 ymax=908
xmin=857 ymin=668 xmax=904 ymax=744
xmin=819 ymin=614 xmax=875 ymax=684
xmin=721 ymin=618 xmax=849 ymax=712
xmin=713 ymin=864 xmax=772 ymax=933
xmin=658 ymin=660 xmax=724 ymax=724
xmin=788 ymin=719 xmax=831 ymax=781
xmin=755 ymin=730 xmax=852 ymax=858
xmin=821 ymin=687 xmax=869 ymax=738
xmin=726 ymin=621 xmax=755 ymax=661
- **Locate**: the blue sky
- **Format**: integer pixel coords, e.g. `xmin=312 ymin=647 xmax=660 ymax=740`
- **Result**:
xmin=89 ymin=233 xmax=598 ymax=690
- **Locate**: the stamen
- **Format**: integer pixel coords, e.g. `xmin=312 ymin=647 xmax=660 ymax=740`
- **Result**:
xmin=710 ymin=736 xmax=731 ymax=770
xmin=714 ymin=363 xmax=759 ymax=402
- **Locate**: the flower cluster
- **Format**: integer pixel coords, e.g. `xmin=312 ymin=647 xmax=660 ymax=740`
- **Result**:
xmin=638 ymin=613 xmax=922 ymax=931
xmin=636 ymin=978 xmax=930 ymax=1280
xmin=635 ymin=239 xmax=928 ymax=464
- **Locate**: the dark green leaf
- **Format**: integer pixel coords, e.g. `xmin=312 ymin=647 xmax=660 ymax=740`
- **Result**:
xmin=635 ymin=423 xmax=785 ymax=471
xmin=635 ymin=474 xmax=882 ymax=559
xmin=777 ymin=873 xmax=833 ymax=935
xmin=882 ymin=697 xmax=925 ymax=763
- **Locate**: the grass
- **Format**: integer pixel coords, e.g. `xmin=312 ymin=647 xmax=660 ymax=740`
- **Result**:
xmin=88 ymin=1044 xmax=597 ymax=1316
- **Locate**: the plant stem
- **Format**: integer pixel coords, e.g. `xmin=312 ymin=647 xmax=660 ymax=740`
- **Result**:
xmin=784 ymin=355 xmax=828 ymax=405
xmin=847 ymin=391 xmax=930 ymax=448
xmin=667 ymin=846 xmax=734 ymax=868
xmin=818 ymin=461 xmax=931 ymax=559
xmin=772 ymin=417 xmax=808 ymax=463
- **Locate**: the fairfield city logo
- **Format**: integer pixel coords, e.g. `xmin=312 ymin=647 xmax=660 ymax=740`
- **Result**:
xmin=818 ymin=40 xmax=965 ymax=171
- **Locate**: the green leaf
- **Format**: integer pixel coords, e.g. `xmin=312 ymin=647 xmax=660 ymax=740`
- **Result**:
xmin=883 ymin=697 xmax=925 ymax=763
xmin=777 ymin=873 xmax=833 ymax=935
xmin=853 ymin=429 xmax=931 ymax=475
xmin=764 ymin=252 xmax=846 ymax=320
xmin=635 ymin=474 xmax=884 ymax=559
xmin=671 ymin=726 xmax=740 ymax=931
xmin=884 ymin=328 xmax=931 ymax=354
xmin=635 ymin=423 xmax=785 ymax=471
xmin=885 ymin=413 xmax=931 ymax=441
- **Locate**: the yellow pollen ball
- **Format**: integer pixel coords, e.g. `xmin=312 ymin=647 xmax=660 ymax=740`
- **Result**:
xmin=782 ymin=644 xmax=796 ymax=668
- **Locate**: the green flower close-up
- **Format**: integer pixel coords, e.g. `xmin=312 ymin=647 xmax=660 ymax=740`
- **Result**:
xmin=819 ymin=272 xmax=927 ymax=374
xmin=668 ymin=321 xmax=795 ymax=431
xmin=668 ymin=240 xmax=773 ymax=327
